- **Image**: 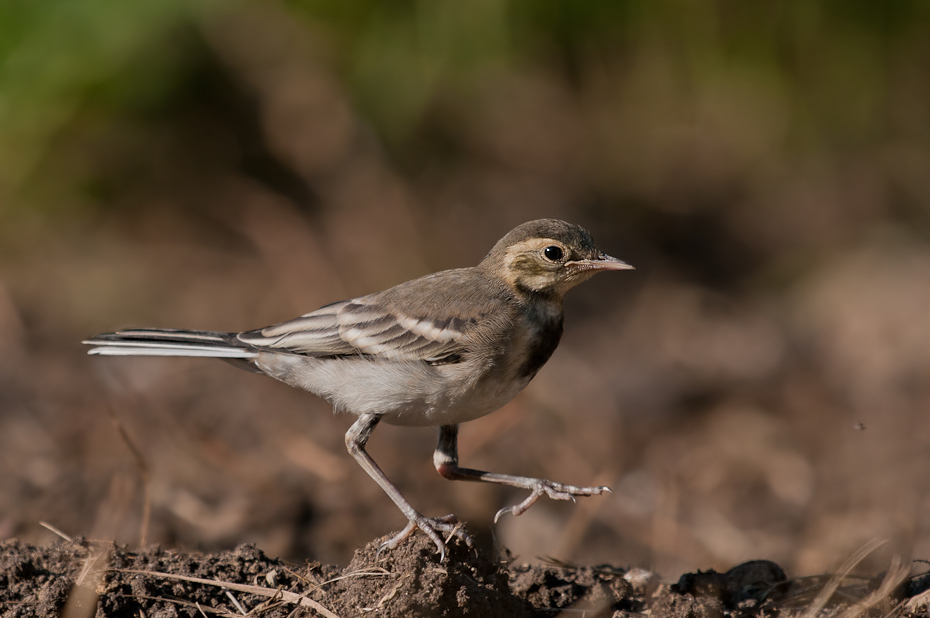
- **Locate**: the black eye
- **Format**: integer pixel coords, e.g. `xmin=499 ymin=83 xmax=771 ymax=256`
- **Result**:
xmin=543 ymin=245 xmax=563 ymax=261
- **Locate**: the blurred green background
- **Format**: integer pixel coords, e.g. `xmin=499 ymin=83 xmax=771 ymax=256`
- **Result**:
xmin=2 ymin=0 xmax=930 ymax=580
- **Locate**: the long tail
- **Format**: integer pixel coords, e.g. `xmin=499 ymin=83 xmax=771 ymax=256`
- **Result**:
xmin=84 ymin=329 xmax=258 ymax=359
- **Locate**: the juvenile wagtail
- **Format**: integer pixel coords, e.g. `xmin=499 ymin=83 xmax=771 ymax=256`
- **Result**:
xmin=85 ymin=219 xmax=633 ymax=559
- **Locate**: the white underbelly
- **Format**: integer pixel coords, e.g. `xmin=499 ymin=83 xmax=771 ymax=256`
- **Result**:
xmin=256 ymin=352 xmax=531 ymax=427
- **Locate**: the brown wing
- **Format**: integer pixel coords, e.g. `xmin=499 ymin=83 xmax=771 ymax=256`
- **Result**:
xmin=237 ymin=300 xmax=471 ymax=363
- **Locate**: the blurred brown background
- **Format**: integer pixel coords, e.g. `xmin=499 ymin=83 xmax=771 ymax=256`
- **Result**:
xmin=2 ymin=0 xmax=930 ymax=581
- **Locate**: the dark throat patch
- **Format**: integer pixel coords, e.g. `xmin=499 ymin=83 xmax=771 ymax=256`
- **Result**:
xmin=516 ymin=307 xmax=564 ymax=380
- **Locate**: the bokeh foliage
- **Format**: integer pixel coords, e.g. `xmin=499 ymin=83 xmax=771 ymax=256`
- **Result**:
xmin=3 ymin=0 xmax=930 ymax=219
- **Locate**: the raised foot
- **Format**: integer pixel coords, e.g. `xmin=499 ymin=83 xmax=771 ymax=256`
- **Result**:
xmin=494 ymin=480 xmax=611 ymax=523
xmin=378 ymin=513 xmax=474 ymax=562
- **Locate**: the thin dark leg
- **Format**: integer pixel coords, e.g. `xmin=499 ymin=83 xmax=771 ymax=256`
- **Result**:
xmin=433 ymin=424 xmax=611 ymax=522
xmin=345 ymin=414 xmax=472 ymax=560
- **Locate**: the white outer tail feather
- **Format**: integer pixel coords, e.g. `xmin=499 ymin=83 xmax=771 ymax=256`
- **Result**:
xmin=87 ymin=345 xmax=256 ymax=358
xmin=84 ymin=337 xmax=257 ymax=359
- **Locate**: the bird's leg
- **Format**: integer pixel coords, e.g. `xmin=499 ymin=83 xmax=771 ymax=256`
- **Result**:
xmin=433 ymin=424 xmax=611 ymax=523
xmin=344 ymin=414 xmax=473 ymax=560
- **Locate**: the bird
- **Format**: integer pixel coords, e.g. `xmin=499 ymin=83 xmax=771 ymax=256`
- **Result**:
xmin=84 ymin=218 xmax=633 ymax=559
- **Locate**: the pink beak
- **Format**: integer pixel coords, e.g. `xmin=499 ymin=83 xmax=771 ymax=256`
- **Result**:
xmin=569 ymin=253 xmax=634 ymax=272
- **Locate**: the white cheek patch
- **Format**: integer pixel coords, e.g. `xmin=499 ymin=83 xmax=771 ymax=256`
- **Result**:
xmin=502 ymin=238 xmax=562 ymax=286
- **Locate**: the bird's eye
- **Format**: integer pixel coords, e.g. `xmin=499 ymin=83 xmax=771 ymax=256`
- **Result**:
xmin=543 ymin=246 xmax=564 ymax=261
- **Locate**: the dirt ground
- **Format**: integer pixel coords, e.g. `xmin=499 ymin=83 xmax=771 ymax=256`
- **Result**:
xmin=4 ymin=533 xmax=929 ymax=617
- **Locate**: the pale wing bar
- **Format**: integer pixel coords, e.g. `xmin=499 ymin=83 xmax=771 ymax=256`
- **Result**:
xmin=238 ymin=301 xmax=469 ymax=362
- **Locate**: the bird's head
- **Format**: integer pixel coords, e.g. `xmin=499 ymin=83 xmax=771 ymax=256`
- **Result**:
xmin=481 ymin=219 xmax=633 ymax=298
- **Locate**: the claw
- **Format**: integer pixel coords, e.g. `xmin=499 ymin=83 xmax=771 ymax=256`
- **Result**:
xmin=494 ymin=480 xmax=612 ymax=522
xmin=493 ymin=505 xmax=516 ymax=523
xmin=381 ymin=514 xmax=474 ymax=561
xmin=376 ymin=520 xmax=417 ymax=560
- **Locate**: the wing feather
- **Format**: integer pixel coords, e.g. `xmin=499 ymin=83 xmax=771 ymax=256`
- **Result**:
xmin=237 ymin=299 xmax=470 ymax=362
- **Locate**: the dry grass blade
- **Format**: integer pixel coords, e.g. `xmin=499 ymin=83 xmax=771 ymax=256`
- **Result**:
xmin=799 ymin=538 xmax=889 ymax=618
xmin=224 ymin=589 xmax=247 ymax=615
xmin=131 ymin=594 xmax=237 ymax=617
xmin=319 ymin=568 xmax=394 ymax=587
xmin=114 ymin=569 xmax=341 ymax=618
xmin=359 ymin=572 xmax=409 ymax=613
xmin=835 ymin=554 xmax=909 ymax=618
xmin=62 ymin=549 xmax=112 ymax=618
xmin=39 ymin=521 xmax=74 ymax=543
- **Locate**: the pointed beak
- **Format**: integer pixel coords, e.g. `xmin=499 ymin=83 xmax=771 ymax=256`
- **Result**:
xmin=568 ymin=253 xmax=634 ymax=272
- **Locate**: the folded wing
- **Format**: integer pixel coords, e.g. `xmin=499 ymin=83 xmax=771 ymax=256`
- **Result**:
xmin=237 ymin=300 xmax=473 ymax=365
